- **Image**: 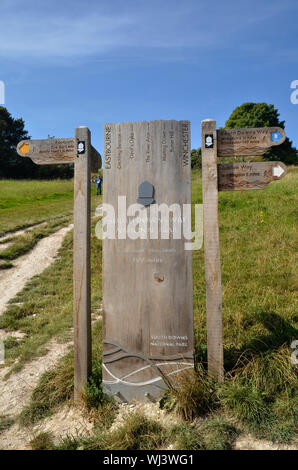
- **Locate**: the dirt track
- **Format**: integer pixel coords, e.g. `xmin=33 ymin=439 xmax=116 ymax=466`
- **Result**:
xmin=0 ymin=224 xmax=73 ymax=316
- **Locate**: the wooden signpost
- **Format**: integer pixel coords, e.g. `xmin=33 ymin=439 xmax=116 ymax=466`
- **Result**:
xmin=16 ymin=119 xmax=288 ymax=401
xmin=201 ymin=120 xmax=287 ymax=380
xmin=17 ymin=129 xmax=101 ymax=401
xmin=102 ymin=120 xmax=194 ymax=402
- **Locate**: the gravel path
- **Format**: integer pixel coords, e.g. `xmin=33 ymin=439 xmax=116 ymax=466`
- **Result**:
xmin=0 ymin=224 xmax=73 ymax=315
xmin=0 ymin=338 xmax=78 ymax=450
xmin=0 ymin=223 xmax=77 ymax=449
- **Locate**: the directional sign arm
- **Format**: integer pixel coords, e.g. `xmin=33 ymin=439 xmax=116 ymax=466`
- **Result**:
xmin=217 ymin=127 xmax=286 ymax=157
xmin=218 ymin=161 xmax=287 ymax=191
xmin=17 ymin=138 xmax=102 ymax=169
xmin=17 ymin=138 xmax=76 ymax=165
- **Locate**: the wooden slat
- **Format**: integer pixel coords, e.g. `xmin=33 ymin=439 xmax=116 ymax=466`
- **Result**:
xmin=201 ymin=119 xmax=223 ymax=381
xmin=73 ymin=127 xmax=92 ymax=401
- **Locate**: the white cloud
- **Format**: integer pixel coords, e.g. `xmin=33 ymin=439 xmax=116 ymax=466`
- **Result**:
xmin=0 ymin=12 xmax=133 ymax=58
xmin=0 ymin=0 xmax=296 ymax=63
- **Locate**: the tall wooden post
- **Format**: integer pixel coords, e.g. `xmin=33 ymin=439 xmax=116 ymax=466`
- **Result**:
xmin=201 ymin=119 xmax=223 ymax=381
xmin=74 ymin=126 xmax=92 ymax=401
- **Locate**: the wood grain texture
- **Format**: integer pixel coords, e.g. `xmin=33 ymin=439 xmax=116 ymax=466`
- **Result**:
xmin=102 ymin=120 xmax=193 ymax=402
xmin=17 ymin=138 xmax=76 ymax=164
xmin=91 ymin=145 xmax=102 ymax=172
xmin=201 ymin=119 xmax=223 ymax=381
xmin=217 ymin=127 xmax=286 ymax=157
xmin=17 ymin=138 xmax=101 ymax=171
xmin=73 ymin=127 xmax=92 ymax=401
xmin=218 ymin=161 xmax=287 ymax=191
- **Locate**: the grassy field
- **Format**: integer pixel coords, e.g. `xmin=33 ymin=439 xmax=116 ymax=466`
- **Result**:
xmin=0 ymin=179 xmax=74 ymax=236
xmin=0 ymin=179 xmax=101 ymax=268
xmin=0 ymin=179 xmax=101 ymax=236
xmin=0 ymin=178 xmax=102 ymax=371
xmin=192 ymin=167 xmax=297 ymax=364
xmin=0 ymin=168 xmax=297 ymax=449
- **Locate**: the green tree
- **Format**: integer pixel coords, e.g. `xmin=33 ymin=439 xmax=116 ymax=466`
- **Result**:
xmin=225 ymin=103 xmax=297 ymax=165
xmin=191 ymin=147 xmax=201 ymax=169
xmin=0 ymin=106 xmax=73 ymax=179
xmin=0 ymin=106 xmax=33 ymax=178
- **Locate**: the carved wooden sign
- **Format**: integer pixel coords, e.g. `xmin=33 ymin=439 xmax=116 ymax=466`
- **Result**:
xmin=218 ymin=161 xmax=287 ymax=191
xmin=217 ymin=127 xmax=286 ymax=156
xmin=17 ymin=138 xmax=77 ymax=164
xmin=103 ymin=120 xmax=193 ymax=402
xmin=17 ymin=138 xmax=101 ymax=170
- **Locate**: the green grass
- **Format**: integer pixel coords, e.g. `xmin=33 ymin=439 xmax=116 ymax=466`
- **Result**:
xmin=30 ymin=412 xmax=167 ymax=451
xmin=0 ymin=179 xmax=74 ymax=236
xmin=0 ymin=415 xmax=14 ymax=434
xmin=192 ymin=166 xmax=297 ymax=444
xmin=29 ymin=412 xmax=240 ymax=451
xmin=19 ymin=320 xmax=109 ymax=426
xmin=169 ymin=416 xmax=240 ymax=450
xmin=160 ymin=366 xmax=217 ymax=421
xmin=168 ymin=166 xmax=298 ymax=445
xmin=74 ymin=411 xmax=166 ymax=451
xmin=1 ymin=168 xmax=297 ymax=448
xmin=0 ymin=178 xmax=101 ymax=236
xmin=0 ymin=231 xmax=75 ymax=372
xmin=192 ymin=167 xmax=297 ymax=362
xmin=30 ymin=432 xmax=56 ymax=450
xmin=0 ymin=215 xmax=71 ymax=262
xmin=19 ymin=351 xmax=75 ymax=426
xmin=0 ymin=216 xmax=102 ymax=374
xmin=0 ymin=261 xmax=13 ymax=270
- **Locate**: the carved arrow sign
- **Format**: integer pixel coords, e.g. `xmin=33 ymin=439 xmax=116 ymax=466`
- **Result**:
xmin=17 ymin=138 xmax=77 ymax=164
xmin=218 ymin=161 xmax=287 ymax=191
xmin=217 ymin=127 xmax=286 ymax=156
xmin=17 ymin=138 xmax=101 ymax=171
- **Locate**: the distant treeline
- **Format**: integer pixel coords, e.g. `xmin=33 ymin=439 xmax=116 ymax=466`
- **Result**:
xmin=1 ymin=103 xmax=296 ymax=179
xmin=191 ymin=103 xmax=297 ymax=168
xmin=0 ymin=106 xmax=73 ymax=179
xmin=0 ymin=158 xmax=74 ymax=180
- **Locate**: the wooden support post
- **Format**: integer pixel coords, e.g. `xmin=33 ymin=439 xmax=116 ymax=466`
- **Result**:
xmin=201 ymin=119 xmax=223 ymax=381
xmin=74 ymin=126 xmax=92 ymax=401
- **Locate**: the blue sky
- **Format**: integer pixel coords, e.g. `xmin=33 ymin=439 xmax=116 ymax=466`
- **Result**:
xmin=1 ymin=0 xmax=297 ymax=153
